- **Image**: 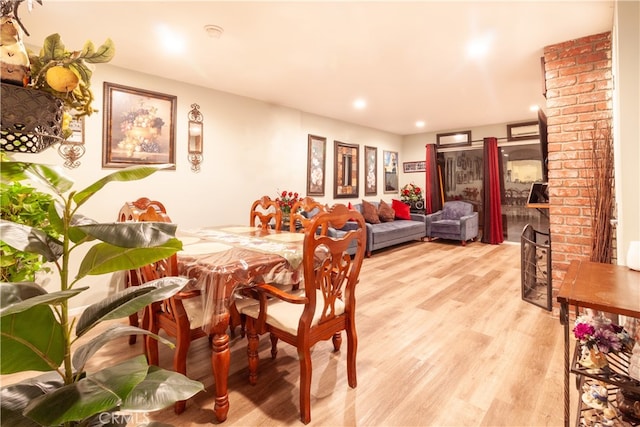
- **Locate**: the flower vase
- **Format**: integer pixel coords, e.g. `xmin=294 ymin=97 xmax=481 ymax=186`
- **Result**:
xmin=282 ymin=212 xmax=290 ymax=230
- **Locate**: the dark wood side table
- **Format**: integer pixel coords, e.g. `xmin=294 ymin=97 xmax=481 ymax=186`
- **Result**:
xmin=557 ymin=260 xmax=640 ymax=427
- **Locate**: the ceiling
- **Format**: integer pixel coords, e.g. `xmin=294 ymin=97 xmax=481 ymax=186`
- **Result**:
xmin=18 ymin=1 xmax=615 ymax=136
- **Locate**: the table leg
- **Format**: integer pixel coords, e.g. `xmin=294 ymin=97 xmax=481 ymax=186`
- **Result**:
xmin=211 ymin=321 xmax=231 ymax=422
xmin=560 ymin=302 xmax=570 ymax=427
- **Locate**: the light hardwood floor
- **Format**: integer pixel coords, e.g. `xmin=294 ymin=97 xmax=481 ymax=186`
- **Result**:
xmin=2 ymin=239 xmax=572 ymax=426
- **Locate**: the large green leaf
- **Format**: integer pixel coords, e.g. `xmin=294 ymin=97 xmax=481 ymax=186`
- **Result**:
xmin=0 ymin=162 xmax=74 ymax=195
xmin=23 ymin=355 xmax=149 ymax=425
xmin=75 ymin=222 xmax=178 ymax=248
xmin=72 ymin=164 xmax=172 ymax=208
xmin=0 ymin=283 xmax=87 ymax=317
xmin=75 ymin=277 xmax=190 ymax=337
xmin=76 ymin=238 xmax=182 ymax=279
xmin=0 ymin=305 xmax=64 ymax=374
xmin=0 ymin=282 xmax=47 ymax=307
xmin=0 ymin=371 xmax=64 ymax=427
xmin=0 ymin=220 xmax=63 ymax=262
xmin=123 ymin=365 xmax=204 ymax=412
xmin=72 ymin=324 xmax=174 ymax=372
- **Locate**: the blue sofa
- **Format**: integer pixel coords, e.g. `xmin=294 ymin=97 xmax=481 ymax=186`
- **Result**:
xmin=329 ymin=201 xmax=426 ymax=257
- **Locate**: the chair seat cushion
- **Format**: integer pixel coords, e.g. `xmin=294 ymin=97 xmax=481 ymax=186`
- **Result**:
xmin=431 ymin=219 xmax=461 ymax=235
xmin=240 ymin=290 xmax=345 ymax=335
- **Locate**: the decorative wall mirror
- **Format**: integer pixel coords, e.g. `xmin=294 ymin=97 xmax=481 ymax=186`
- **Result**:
xmin=383 ymin=150 xmax=398 ymax=193
xmin=187 ymin=103 xmax=203 ymax=172
xmin=334 ymin=140 xmax=359 ymax=198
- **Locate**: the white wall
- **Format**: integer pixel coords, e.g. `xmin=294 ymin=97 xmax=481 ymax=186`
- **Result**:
xmin=613 ymin=0 xmax=640 ymax=266
xmin=9 ymin=64 xmax=401 ymax=311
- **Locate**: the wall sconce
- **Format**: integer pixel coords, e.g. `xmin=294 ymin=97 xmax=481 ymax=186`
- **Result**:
xmin=187 ymin=103 xmax=203 ymax=172
xmin=57 ymin=116 xmax=85 ymax=169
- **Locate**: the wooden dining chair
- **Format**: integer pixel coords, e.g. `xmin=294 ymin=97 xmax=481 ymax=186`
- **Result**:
xmin=240 ymin=204 xmax=366 ymax=424
xmin=290 ymin=196 xmax=327 ymax=233
xmin=250 ymin=195 xmax=282 ymax=230
xmin=231 ymin=195 xmax=284 ymax=335
xmin=117 ymin=197 xmax=168 ymax=344
xmin=136 ymin=206 xmax=209 ymax=415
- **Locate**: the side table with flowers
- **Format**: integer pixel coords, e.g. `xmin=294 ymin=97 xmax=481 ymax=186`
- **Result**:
xmin=400 ymin=183 xmax=425 ymax=213
xmin=571 ymin=311 xmax=640 ymax=425
xmin=275 ymin=190 xmax=300 ymax=230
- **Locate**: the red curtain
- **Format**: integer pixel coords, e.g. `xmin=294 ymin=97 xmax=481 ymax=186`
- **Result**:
xmin=424 ymin=144 xmax=442 ymax=214
xmin=481 ymin=137 xmax=504 ymax=244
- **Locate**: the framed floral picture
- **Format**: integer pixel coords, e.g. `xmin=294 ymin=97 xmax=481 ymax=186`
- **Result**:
xmin=102 ymin=82 xmax=177 ymax=169
xmin=306 ymin=134 xmax=326 ymax=196
xmin=364 ymin=145 xmax=377 ymax=196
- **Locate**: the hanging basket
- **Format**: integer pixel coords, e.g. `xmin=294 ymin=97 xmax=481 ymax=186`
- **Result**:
xmin=1 ymin=83 xmax=64 ymax=153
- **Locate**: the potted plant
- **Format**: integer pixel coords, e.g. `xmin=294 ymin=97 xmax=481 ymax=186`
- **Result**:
xmin=0 ymin=160 xmax=204 ymax=426
xmin=0 ymin=177 xmax=59 ymax=281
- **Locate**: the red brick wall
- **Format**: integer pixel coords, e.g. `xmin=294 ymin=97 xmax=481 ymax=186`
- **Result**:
xmin=543 ymin=31 xmax=613 ymax=312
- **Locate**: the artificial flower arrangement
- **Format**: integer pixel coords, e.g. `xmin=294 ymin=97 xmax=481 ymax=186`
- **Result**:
xmin=276 ymin=190 xmax=300 ymax=214
xmin=573 ymin=312 xmax=633 ymax=369
xmin=400 ymin=183 xmax=423 ymax=203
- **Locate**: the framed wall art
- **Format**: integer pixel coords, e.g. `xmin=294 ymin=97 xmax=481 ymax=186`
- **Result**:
xmin=383 ymin=150 xmax=398 ymax=193
xmin=306 ymin=134 xmax=326 ymax=196
xmin=334 ymin=140 xmax=359 ymax=198
xmin=364 ymin=145 xmax=377 ymax=196
xmin=102 ymin=82 xmax=177 ymax=169
xmin=403 ymin=161 xmax=426 ymax=173
xmin=436 ymin=130 xmax=472 ymax=148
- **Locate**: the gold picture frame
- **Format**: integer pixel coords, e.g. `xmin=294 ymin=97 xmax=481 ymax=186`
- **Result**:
xmin=102 ymin=82 xmax=177 ymax=169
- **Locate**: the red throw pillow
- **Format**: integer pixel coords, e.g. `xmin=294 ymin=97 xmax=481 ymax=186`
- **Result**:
xmin=378 ymin=200 xmax=395 ymax=222
xmin=392 ymin=199 xmax=411 ymax=220
xmin=347 ymin=202 xmax=357 ymax=221
xmin=361 ymin=200 xmax=380 ymax=224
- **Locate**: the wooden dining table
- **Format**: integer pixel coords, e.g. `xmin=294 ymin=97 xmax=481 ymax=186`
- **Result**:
xmin=176 ymin=225 xmax=305 ymax=422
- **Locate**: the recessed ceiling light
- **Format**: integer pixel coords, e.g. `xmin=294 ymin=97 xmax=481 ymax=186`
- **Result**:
xmin=466 ymin=33 xmax=493 ymax=59
xmin=530 ymin=105 xmax=540 ymax=112
xmin=415 ymin=121 xmax=425 ymax=128
xmin=156 ymin=24 xmax=185 ymax=54
xmin=353 ymin=98 xmax=367 ymax=110
xmin=204 ymin=24 xmax=224 ymax=39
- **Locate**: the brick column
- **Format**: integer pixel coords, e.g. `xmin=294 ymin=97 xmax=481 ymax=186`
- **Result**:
xmin=543 ymin=31 xmax=613 ymax=312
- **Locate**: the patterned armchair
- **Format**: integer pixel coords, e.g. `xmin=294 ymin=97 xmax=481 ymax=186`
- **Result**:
xmin=425 ymin=201 xmax=479 ymax=246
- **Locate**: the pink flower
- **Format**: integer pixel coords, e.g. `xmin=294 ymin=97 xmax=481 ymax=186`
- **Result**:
xmin=573 ymin=322 xmax=595 ymax=340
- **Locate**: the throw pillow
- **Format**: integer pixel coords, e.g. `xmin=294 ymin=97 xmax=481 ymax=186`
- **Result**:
xmin=392 ymin=199 xmax=411 ymax=220
xmin=378 ymin=200 xmax=395 ymax=222
xmin=347 ymin=202 xmax=357 ymax=221
xmin=361 ymin=200 xmax=380 ymax=224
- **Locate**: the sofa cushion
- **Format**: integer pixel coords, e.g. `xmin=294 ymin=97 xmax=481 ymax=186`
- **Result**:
xmin=370 ymin=220 xmax=425 ymax=245
xmin=378 ymin=200 xmax=395 ymax=222
xmin=391 ymin=199 xmax=411 ymax=220
xmin=362 ymin=200 xmax=381 ymax=224
xmin=431 ymin=219 xmax=461 ymax=235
